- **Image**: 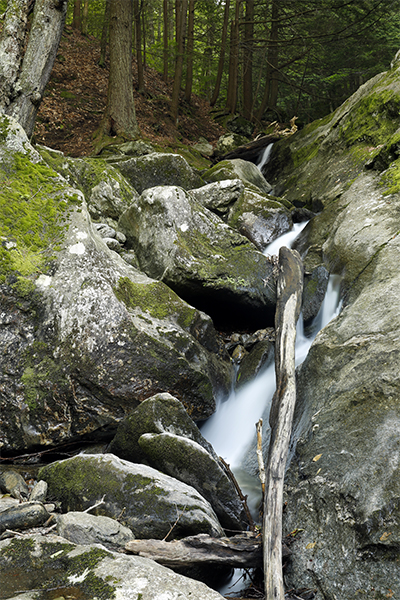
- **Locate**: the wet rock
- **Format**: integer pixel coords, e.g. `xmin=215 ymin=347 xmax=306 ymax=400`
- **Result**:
xmin=57 ymin=511 xmax=134 ymax=550
xmin=0 ymin=502 xmax=49 ymax=535
xmin=118 ymin=185 xmax=276 ymax=330
xmin=236 ymin=340 xmax=274 ymax=389
xmin=204 ymin=159 xmax=272 ymax=195
xmin=301 ymin=265 xmax=329 ymax=324
xmin=39 ymin=453 xmax=224 ymax=540
xmin=138 ymin=432 xmax=248 ymax=531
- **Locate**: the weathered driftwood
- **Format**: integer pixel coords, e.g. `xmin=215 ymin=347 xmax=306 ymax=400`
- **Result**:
xmin=126 ymin=532 xmax=290 ymax=569
xmin=216 ymin=134 xmax=280 ymax=163
xmin=263 ymin=246 xmax=303 ymax=600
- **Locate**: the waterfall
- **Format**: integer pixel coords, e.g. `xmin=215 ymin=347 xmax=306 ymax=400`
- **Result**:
xmin=256 ymin=143 xmax=274 ymax=171
xmin=201 ymin=222 xmax=342 ymax=501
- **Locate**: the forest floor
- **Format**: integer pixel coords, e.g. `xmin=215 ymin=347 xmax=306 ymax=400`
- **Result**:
xmin=35 ymin=26 xmax=227 ymax=158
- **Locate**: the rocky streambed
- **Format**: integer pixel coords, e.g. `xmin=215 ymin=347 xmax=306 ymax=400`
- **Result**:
xmin=2 ymin=53 xmax=400 ymax=599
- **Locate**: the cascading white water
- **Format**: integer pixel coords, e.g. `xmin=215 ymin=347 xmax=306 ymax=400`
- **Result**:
xmin=256 ymin=143 xmax=274 ymax=171
xmin=201 ymin=221 xmax=342 ymax=496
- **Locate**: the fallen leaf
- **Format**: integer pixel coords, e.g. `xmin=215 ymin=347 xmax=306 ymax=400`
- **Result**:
xmin=380 ymin=532 xmax=392 ymax=542
xmin=306 ymin=542 xmax=316 ymax=549
xmin=312 ymin=454 xmax=322 ymax=462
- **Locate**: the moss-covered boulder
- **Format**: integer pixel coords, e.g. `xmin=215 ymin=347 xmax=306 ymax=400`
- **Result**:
xmin=204 ymin=158 xmax=272 ymax=195
xmin=118 ymin=185 xmax=277 ymax=330
xmin=112 ymin=152 xmax=205 ymax=194
xmin=0 ymin=534 xmax=226 ymax=600
xmin=189 ymin=179 xmax=245 ymax=218
xmin=39 ymin=454 xmax=224 ymax=539
xmin=0 ymin=115 xmax=232 ymax=454
xmin=109 ymin=392 xmax=218 ymax=463
xmin=138 ymin=432 xmax=248 ymax=532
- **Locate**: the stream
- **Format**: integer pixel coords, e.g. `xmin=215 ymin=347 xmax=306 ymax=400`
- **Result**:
xmin=201 ymin=220 xmax=342 ymax=596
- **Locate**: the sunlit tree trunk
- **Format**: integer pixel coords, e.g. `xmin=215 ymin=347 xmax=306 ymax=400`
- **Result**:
xmin=82 ymin=0 xmax=89 ymax=36
xmin=184 ymin=0 xmax=194 ymax=102
xmin=99 ymin=0 xmax=110 ymax=68
xmin=97 ymin=0 xmax=140 ymax=142
xmin=170 ymin=0 xmax=188 ymax=122
xmin=210 ymin=0 xmax=230 ymax=107
xmin=5 ymin=0 xmax=67 ymax=138
xmin=243 ymin=0 xmax=254 ymax=120
xmin=134 ymin=0 xmax=144 ymax=93
xmin=72 ymin=0 xmax=81 ymax=31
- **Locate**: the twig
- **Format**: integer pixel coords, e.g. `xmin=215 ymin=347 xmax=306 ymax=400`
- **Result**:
xmin=0 ymin=529 xmax=25 ymax=539
xmin=83 ymin=495 xmax=105 ymax=513
xmin=219 ymin=456 xmax=256 ymax=532
xmin=163 ymin=504 xmax=187 ymax=541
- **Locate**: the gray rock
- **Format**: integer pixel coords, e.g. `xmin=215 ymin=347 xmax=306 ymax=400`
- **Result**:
xmin=93 ymin=222 xmax=116 ymax=238
xmin=204 ymin=159 xmax=272 ymax=195
xmin=301 ymin=265 xmax=329 ymax=324
xmin=39 ymin=453 xmax=224 ymax=539
xmin=109 ymin=392 xmax=219 ymax=464
xmin=0 ymin=470 xmax=29 ymax=500
xmin=138 ymin=432 xmax=248 ymax=531
xmin=29 ymin=480 xmax=48 ymax=503
xmin=0 ymin=534 xmax=225 ymax=600
xmin=193 ymin=137 xmax=214 ymax=157
xmin=102 ymin=236 xmax=122 ymax=252
xmin=113 ymin=152 xmax=205 ymax=194
xmin=57 ymin=511 xmax=135 ymax=550
xmin=118 ymin=185 xmax=276 ymax=330
xmin=236 ymin=339 xmax=274 ymax=389
xmin=214 ymin=133 xmax=250 ymax=158
xmin=189 ymin=179 xmax=244 ymax=217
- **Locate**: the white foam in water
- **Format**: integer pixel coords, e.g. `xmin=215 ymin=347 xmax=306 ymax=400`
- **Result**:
xmin=264 ymin=220 xmax=308 ymax=257
xmin=257 ymin=143 xmax=274 ymax=171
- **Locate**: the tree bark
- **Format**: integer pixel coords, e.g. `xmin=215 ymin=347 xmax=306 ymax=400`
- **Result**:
xmin=98 ymin=0 xmax=140 ymax=142
xmin=263 ymin=246 xmax=303 ymax=600
xmin=126 ymin=533 xmax=291 ymax=569
xmin=5 ymin=0 xmax=68 ymax=138
xmin=210 ymin=0 xmax=230 ymax=107
xmin=99 ymin=0 xmax=110 ymax=68
xmin=0 ymin=0 xmax=31 ymax=113
xmin=163 ymin=0 xmax=169 ymax=81
xmin=72 ymin=0 xmax=81 ymax=31
xmin=134 ymin=0 xmax=144 ymax=93
xmin=256 ymin=0 xmax=279 ymax=121
xmin=225 ymin=0 xmax=240 ymax=114
xmin=81 ymin=0 xmax=89 ymax=36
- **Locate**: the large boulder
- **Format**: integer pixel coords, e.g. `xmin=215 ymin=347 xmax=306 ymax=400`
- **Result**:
xmin=0 ymin=115 xmax=232 ymax=454
xmin=118 ymin=185 xmax=277 ymax=329
xmin=112 ymin=152 xmax=205 ymax=194
xmin=39 ymin=453 xmax=224 ymax=540
xmin=204 ymin=158 xmax=273 ymax=195
xmin=266 ymin=60 xmax=400 ymax=598
xmin=0 ymin=534 xmax=225 ymax=600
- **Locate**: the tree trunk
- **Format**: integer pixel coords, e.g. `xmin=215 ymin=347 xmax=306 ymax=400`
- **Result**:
xmin=126 ymin=533 xmax=291 ymax=569
xmin=0 ymin=0 xmax=31 ymax=113
xmin=97 ymin=0 xmax=140 ymax=143
xmin=5 ymin=0 xmax=68 ymax=138
xmin=163 ymin=0 xmax=169 ymax=81
xmin=256 ymin=0 xmax=279 ymax=121
xmin=81 ymin=0 xmax=89 ymax=36
xmin=134 ymin=0 xmax=144 ymax=93
xmin=184 ymin=0 xmax=194 ymax=103
xmin=170 ymin=0 xmax=188 ymax=122
xmin=242 ymin=0 xmax=254 ymax=120
xmin=72 ymin=0 xmax=81 ymax=31
xmin=263 ymin=246 xmax=303 ymax=600
xmin=210 ymin=0 xmax=230 ymax=107
xmin=99 ymin=0 xmax=110 ymax=68
xmin=225 ymin=0 xmax=240 ymax=114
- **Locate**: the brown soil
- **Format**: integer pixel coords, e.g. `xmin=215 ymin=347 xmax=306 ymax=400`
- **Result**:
xmin=35 ymin=27 xmax=225 ymax=158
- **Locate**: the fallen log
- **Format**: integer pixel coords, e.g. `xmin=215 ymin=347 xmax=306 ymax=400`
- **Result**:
xmin=216 ymin=134 xmax=280 ymax=163
xmin=126 ymin=532 xmax=291 ymax=569
xmin=263 ymin=246 xmax=303 ymax=600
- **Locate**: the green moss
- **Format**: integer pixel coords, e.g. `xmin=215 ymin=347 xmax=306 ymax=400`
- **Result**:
xmin=338 ymin=88 xmax=400 ymax=147
xmin=114 ymin=276 xmax=197 ymax=329
xmin=291 ymin=138 xmax=321 ymax=168
xmin=0 ymin=150 xmax=82 ymax=281
xmin=379 ymin=157 xmax=400 ymax=194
